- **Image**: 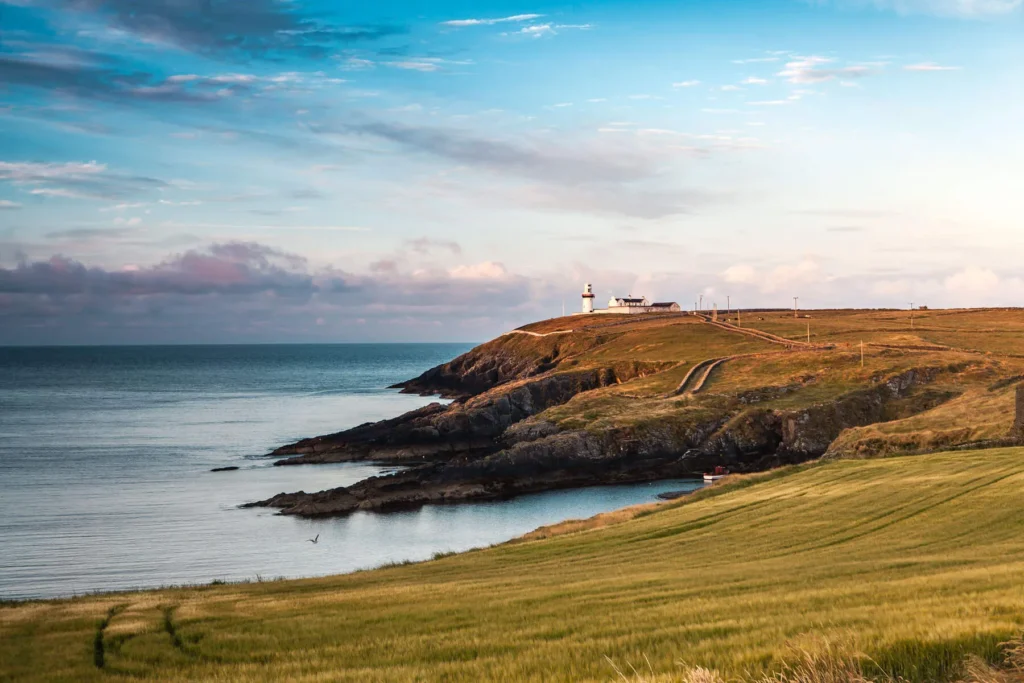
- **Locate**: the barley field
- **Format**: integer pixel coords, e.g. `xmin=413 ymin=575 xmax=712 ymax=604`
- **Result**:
xmin=4 ymin=447 xmax=1024 ymax=682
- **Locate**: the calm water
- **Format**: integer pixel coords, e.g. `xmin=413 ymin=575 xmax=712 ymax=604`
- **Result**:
xmin=0 ymin=345 xmax=701 ymax=600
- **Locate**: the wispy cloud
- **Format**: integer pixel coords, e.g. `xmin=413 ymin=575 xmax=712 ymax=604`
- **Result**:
xmin=314 ymin=119 xmax=718 ymax=218
xmin=0 ymin=199 xmax=22 ymax=210
xmin=29 ymin=0 xmax=404 ymax=59
xmin=0 ymin=160 xmax=166 ymax=200
xmin=831 ymin=0 xmax=1022 ymax=17
xmin=512 ymin=24 xmax=556 ymax=37
xmin=742 ymin=77 xmax=769 ymax=85
xmin=904 ymin=62 xmax=961 ymax=71
xmin=406 ymin=237 xmax=462 ymax=255
xmin=778 ymin=56 xmax=874 ymax=84
xmin=441 ymin=13 xmax=544 ymax=27
xmin=501 ymin=23 xmax=591 ymax=38
xmin=386 ymin=57 xmax=472 ymax=72
xmin=733 ymin=57 xmax=781 ymax=64
xmin=0 ymin=48 xmax=348 ymax=107
xmin=672 ymin=80 xmax=701 ymax=88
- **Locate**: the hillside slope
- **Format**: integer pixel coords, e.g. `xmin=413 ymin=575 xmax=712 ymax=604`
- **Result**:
xmin=257 ymin=309 xmax=1024 ymax=517
xmin=6 ymin=447 xmax=1024 ymax=682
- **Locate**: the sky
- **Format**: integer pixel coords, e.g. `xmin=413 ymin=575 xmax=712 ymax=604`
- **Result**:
xmin=0 ymin=0 xmax=1022 ymax=344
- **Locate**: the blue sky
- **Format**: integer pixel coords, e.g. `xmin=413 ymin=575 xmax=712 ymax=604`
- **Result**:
xmin=0 ymin=0 xmax=1022 ymax=343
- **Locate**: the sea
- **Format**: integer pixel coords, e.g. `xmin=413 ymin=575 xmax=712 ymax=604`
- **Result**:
xmin=0 ymin=344 xmax=701 ymax=600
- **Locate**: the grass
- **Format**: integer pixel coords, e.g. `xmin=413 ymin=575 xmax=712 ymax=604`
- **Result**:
xmin=513 ymin=310 xmax=1024 ymax=460
xmin=6 ymin=447 xmax=1024 ymax=682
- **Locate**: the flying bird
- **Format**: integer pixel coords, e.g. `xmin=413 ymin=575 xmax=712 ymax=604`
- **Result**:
xmin=307 ymin=534 xmax=319 ymax=544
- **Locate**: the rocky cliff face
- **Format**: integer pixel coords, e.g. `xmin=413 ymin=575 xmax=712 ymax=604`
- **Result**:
xmin=390 ymin=333 xmax=588 ymax=398
xmin=251 ymin=365 xmax=960 ymax=518
xmin=272 ymin=362 xmax=670 ymax=465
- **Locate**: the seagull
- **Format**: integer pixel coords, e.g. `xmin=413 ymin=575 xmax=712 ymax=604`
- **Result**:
xmin=307 ymin=534 xmax=319 ymax=544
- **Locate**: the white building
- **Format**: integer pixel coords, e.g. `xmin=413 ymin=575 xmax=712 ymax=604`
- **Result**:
xmin=578 ymin=284 xmax=681 ymax=315
xmin=582 ymin=283 xmax=596 ymax=314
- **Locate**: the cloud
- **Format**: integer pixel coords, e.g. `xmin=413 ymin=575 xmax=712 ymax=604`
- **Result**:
xmin=672 ymin=80 xmax=701 ymax=88
xmin=722 ymin=264 xmax=757 ymax=284
xmin=0 ymin=160 xmax=166 ymax=200
xmin=945 ymin=266 xmax=999 ymax=293
xmin=0 ymin=51 xmax=341 ymax=105
xmin=46 ymin=226 xmax=140 ymax=239
xmin=725 ymin=260 xmax=825 ymax=294
xmin=0 ymin=242 xmax=557 ymax=343
xmin=507 ymin=182 xmax=710 ymax=220
xmin=778 ymin=56 xmax=874 ymax=84
xmin=904 ymin=62 xmax=961 ymax=71
xmin=743 ymin=77 xmax=769 ymax=85
xmin=841 ymin=0 xmax=1022 ymax=16
xmin=386 ymin=57 xmax=472 ymax=72
xmin=388 ymin=60 xmax=442 ymax=72
xmin=501 ymin=23 xmax=590 ymax=38
xmin=513 ymin=24 xmax=555 ymax=37
xmin=31 ymin=0 xmax=403 ymax=59
xmin=449 ymin=261 xmax=509 ymax=280
xmin=762 ymin=259 xmax=826 ymax=293
xmin=441 ymin=14 xmax=544 ymax=27
xmin=733 ymin=57 xmax=781 ymax=64
xmin=406 ymin=237 xmax=462 ymax=255
xmin=794 ymin=208 xmax=897 ymax=219
xmin=0 ymin=242 xmax=314 ymax=297
xmin=336 ymin=121 xmax=663 ymax=186
xmin=0 ymin=200 xmax=22 ymax=210
xmin=321 ymin=119 xmax=717 ymax=219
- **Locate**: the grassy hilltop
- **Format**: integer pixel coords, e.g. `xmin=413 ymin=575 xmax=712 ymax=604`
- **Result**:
xmin=5 ymin=308 xmax=1024 ymax=682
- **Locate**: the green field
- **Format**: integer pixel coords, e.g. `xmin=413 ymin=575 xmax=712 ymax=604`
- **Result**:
xmin=5 ymin=447 xmax=1024 ymax=682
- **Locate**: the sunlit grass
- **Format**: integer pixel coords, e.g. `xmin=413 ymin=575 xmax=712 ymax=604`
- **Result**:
xmin=5 ymin=448 xmax=1024 ymax=682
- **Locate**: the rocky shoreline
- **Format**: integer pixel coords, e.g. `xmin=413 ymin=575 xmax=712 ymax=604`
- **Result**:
xmin=247 ymin=332 xmax=960 ymax=518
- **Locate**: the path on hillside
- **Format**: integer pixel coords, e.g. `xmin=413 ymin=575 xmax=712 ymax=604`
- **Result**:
xmin=501 ymin=329 xmax=574 ymax=338
xmin=696 ymin=314 xmax=818 ymax=349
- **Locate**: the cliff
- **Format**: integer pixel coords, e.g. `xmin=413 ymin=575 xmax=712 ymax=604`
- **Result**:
xmin=249 ymin=310 xmax=1024 ymax=518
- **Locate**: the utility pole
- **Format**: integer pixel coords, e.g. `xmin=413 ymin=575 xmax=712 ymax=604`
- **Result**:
xmin=793 ymin=297 xmax=799 ymax=319
xmin=909 ymin=302 xmax=915 ymax=330
xmin=727 ymin=295 xmax=731 ymax=316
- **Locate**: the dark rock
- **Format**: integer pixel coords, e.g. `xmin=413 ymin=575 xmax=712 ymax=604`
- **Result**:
xmin=253 ymin=353 xmax=964 ymax=518
xmin=657 ymin=489 xmax=697 ymax=501
xmin=211 ymin=466 xmax=239 ymax=472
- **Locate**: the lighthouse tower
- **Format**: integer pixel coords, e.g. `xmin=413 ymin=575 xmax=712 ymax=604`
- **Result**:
xmin=581 ymin=283 xmax=596 ymax=314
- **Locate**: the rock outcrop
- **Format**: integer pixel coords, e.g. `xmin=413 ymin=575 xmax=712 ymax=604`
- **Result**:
xmin=252 ymin=346 xmax=967 ymax=518
xmin=273 ymin=363 xmax=670 ymax=466
xmin=390 ymin=333 xmax=590 ymax=399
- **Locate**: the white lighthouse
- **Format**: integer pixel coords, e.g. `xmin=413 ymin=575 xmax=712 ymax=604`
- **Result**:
xmin=581 ymin=283 xmax=596 ymax=314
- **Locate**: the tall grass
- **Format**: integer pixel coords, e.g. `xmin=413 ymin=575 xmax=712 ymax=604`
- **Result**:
xmin=5 ymin=448 xmax=1024 ymax=682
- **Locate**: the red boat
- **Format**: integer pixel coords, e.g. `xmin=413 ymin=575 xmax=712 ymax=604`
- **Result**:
xmin=704 ymin=465 xmax=729 ymax=483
